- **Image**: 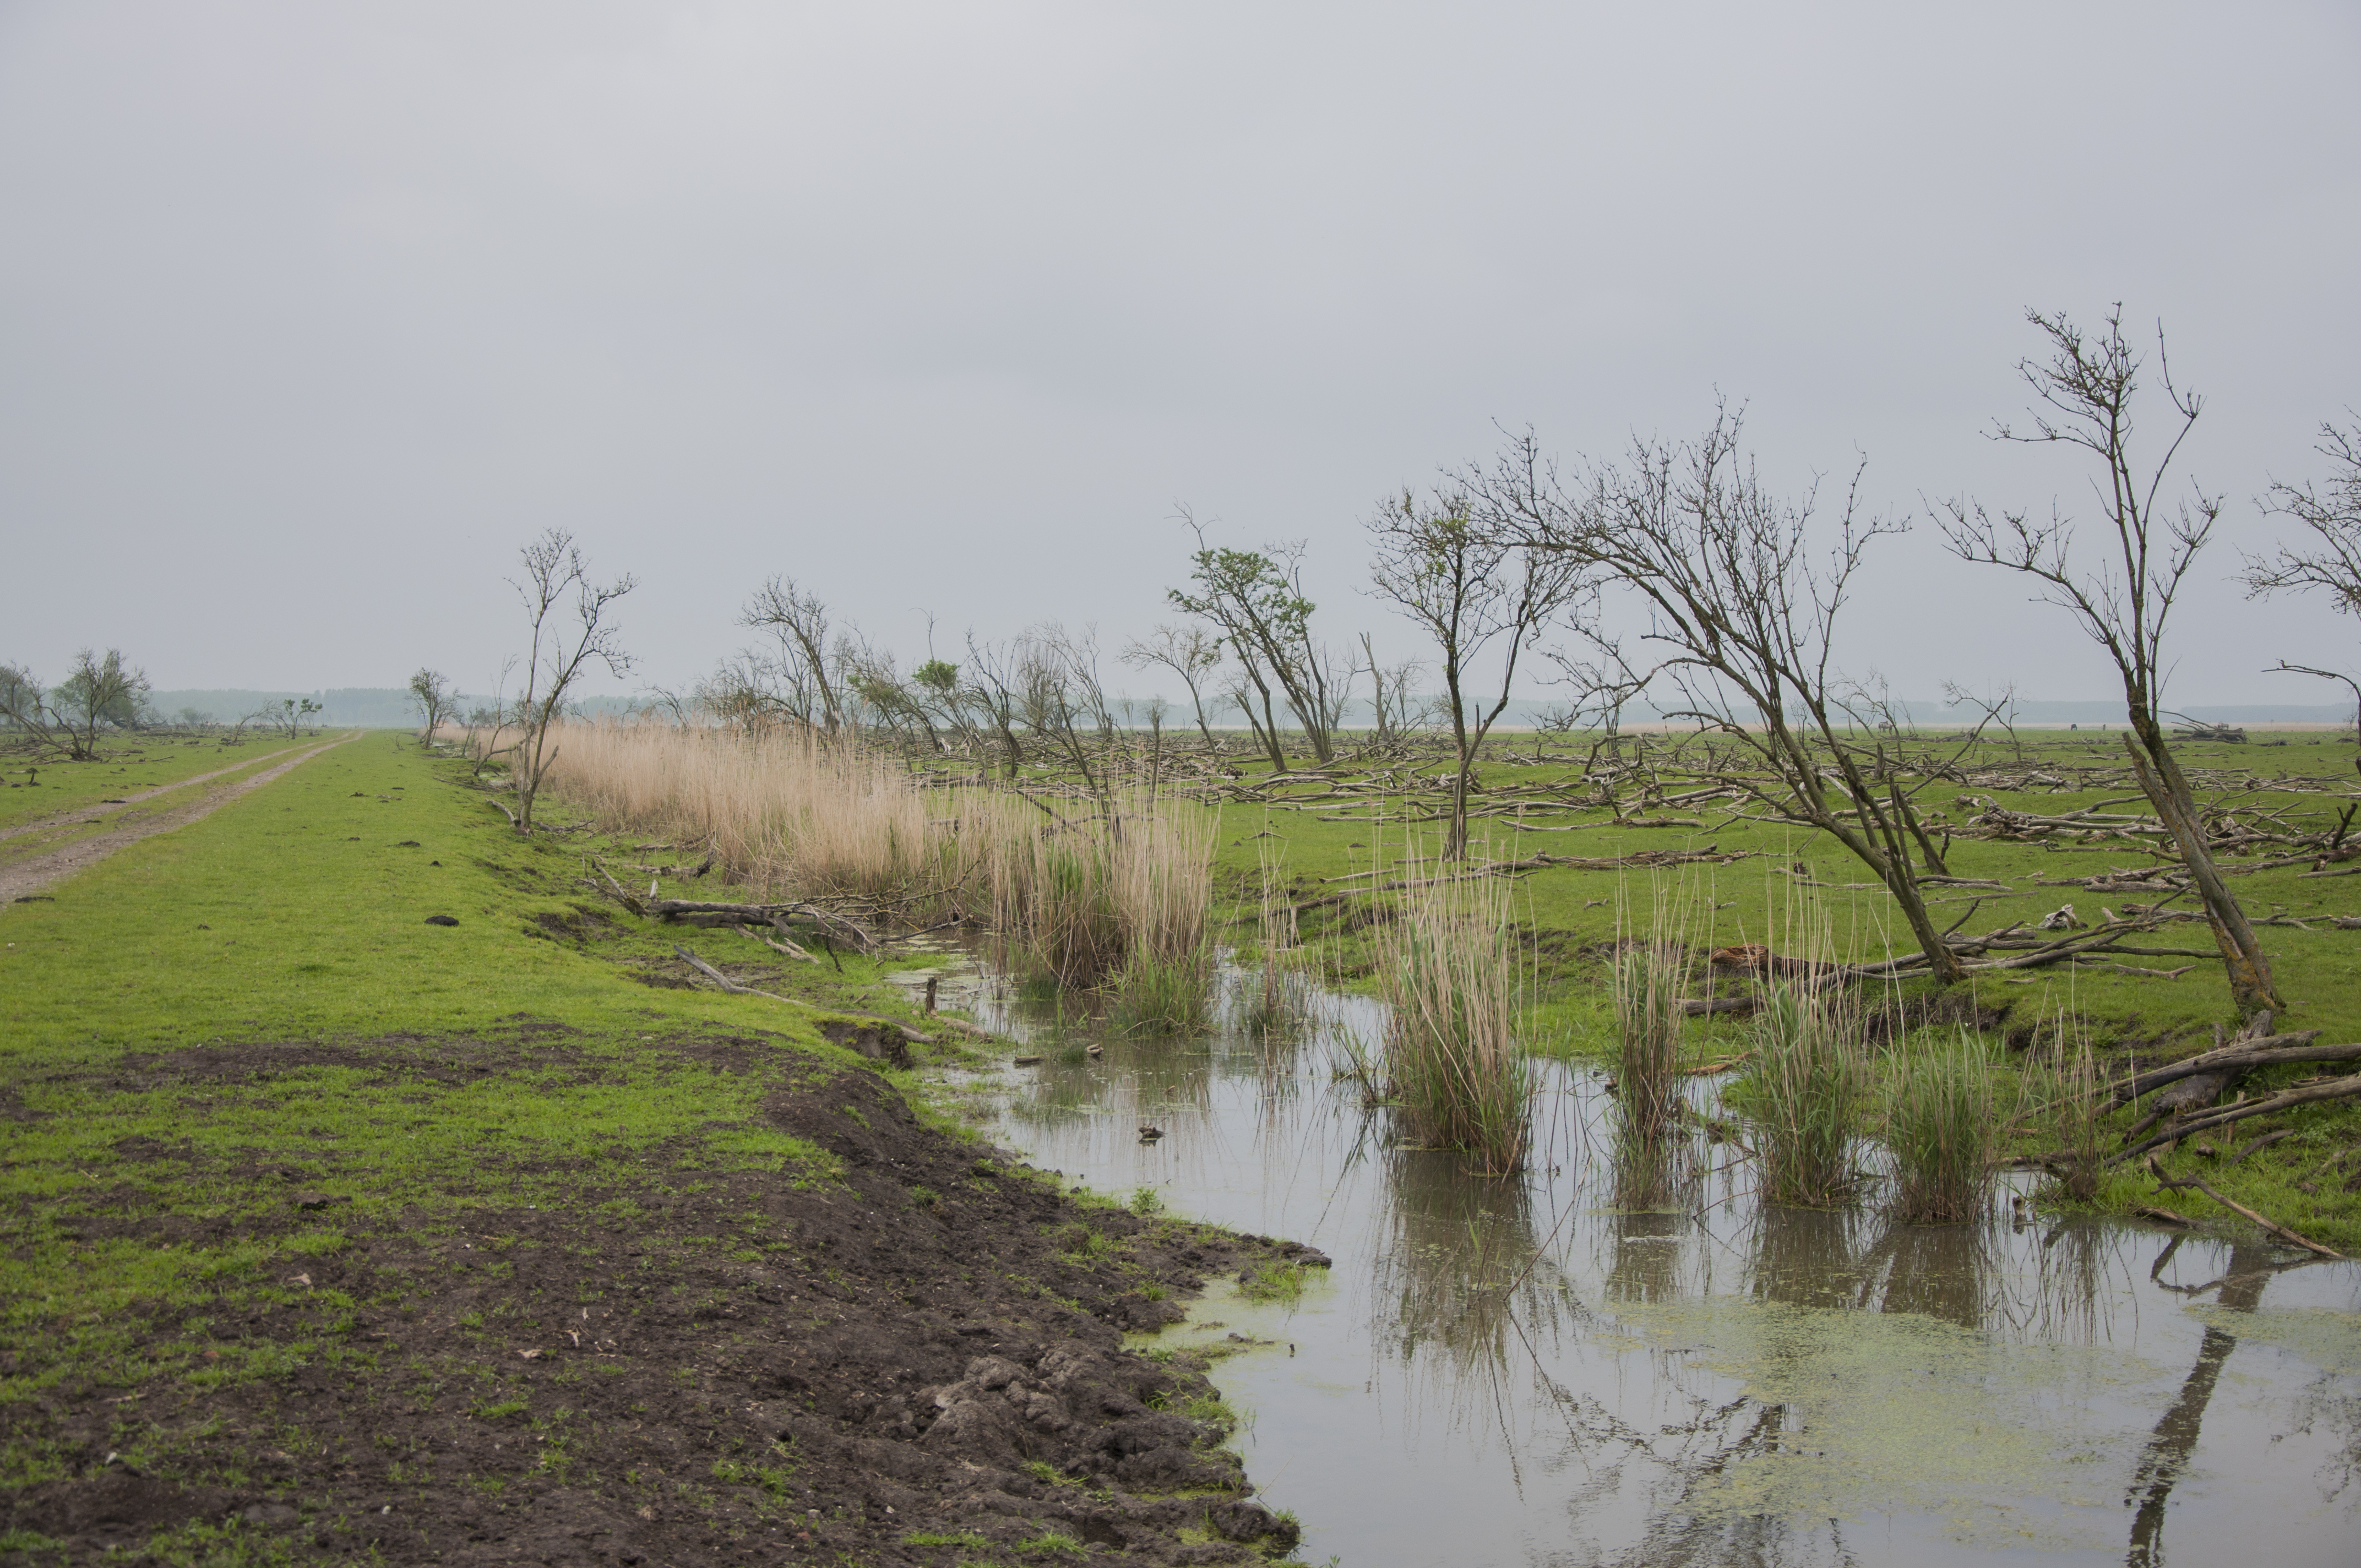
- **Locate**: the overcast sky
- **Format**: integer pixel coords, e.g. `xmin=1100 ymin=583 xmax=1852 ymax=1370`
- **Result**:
xmin=3 ymin=2 xmax=2357 ymax=711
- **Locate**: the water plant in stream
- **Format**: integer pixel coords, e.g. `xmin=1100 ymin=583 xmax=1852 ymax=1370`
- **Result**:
xmin=1884 ymin=1027 xmax=2000 ymax=1223
xmin=1112 ymin=943 xmax=1215 ymax=1036
xmin=1375 ymin=850 xmax=1531 ymax=1174
xmin=989 ymin=786 xmax=1215 ymax=995
xmin=1610 ymin=877 xmax=1700 ymax=1205
xmin=1748 ymin=982 xmax=1869 ymax=1207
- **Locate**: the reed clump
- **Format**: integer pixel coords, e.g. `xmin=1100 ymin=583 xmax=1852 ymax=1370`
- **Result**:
xmin=1884 ymin=1028 xmax=1999 ymax=1223
xmin=1748 ymin=983 xmax=1869 ymax=1207
xmin=1111 ymin=946 xmax=1214 ymax=1036
xmin=1375 ymin=854 xmax=1531 ymax=1175
xmin=1612 ymin=936 xmax=1688 ymax=1190
xmin=1236 ymin=841 xmax=1308 ymax=1042
xmin=1609 ymin=877 xmax=1705 ymax=1206
xmin=984 ymin=788 xmax=1215 ymax=1016
xmin=2024 ymin=1006 xmax=2104 ymax=1202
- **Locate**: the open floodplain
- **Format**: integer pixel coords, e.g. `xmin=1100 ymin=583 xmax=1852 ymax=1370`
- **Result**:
xmin=4 ymin=726 xmax=2361 ymax=1566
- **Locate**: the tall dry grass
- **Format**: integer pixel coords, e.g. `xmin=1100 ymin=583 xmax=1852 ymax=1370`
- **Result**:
xmin=515 ymin=720 xmax=1216 ymax=1008
xmin=524 ymin=719 xmax=973 ymax=907
xmin=1375 ymin=852 xmax=1532 ymax=1175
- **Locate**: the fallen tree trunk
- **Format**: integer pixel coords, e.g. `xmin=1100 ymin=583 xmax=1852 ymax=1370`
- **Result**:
xmin=2108 ymin=1070 xmax=2361 ymax=1166
xmin=672 ymin=945 xmax=933 ymax=1045
xmin=649 ymin=898 xmax=877 ymax=950
xmin=2110 ymin=1033 xmax=2338 ymax=1105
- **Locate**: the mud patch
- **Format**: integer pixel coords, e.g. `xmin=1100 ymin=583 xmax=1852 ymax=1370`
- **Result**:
xmin=3 ymin=1058 xmax=1303 ymax=1565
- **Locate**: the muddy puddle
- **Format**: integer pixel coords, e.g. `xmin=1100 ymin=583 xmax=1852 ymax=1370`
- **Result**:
xmin=893 ymin=951 xmax=2361 ymax=1566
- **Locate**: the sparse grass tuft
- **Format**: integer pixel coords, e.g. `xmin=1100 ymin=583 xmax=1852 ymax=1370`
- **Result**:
xmin=1237 ymin=1260 xmax=1310 ymax=1304
xmin=1015 ymin=1530 xmax=1086 ymax=1555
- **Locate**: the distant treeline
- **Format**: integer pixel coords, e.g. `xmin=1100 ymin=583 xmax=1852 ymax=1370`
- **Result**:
xmin=135 ymin=689 xmax=2353 ymax=731
xmin=144 ymin=689 xmax=645 ymax=728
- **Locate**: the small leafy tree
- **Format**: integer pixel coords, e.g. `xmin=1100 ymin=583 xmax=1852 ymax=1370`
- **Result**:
xmin=1 ymin=649 xmax=151 ymax=759
xmin=508 ymin=529 xmax=635 ymax=832
xmin=1367 ymin=485 xmax=1588 ymax=858
xmin=407 ymin=668 xmax=458 ymax=745
xmin=252 ymin=697 xmax=324 ymax=738
xmin=1168 ymin=516 xmax=1344 ymax=770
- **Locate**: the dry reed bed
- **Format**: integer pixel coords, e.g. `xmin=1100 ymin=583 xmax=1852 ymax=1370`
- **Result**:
xmin=500 ymin=720 xmax=1215 ymax=996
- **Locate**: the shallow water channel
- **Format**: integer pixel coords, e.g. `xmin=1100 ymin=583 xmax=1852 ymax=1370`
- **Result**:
xmin=895 ymin=952 xmax=2361 ymax=1567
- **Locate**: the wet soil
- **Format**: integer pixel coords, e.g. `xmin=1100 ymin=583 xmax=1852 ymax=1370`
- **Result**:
xmin=3 ymin=1033 xmax=1304 ymax=1565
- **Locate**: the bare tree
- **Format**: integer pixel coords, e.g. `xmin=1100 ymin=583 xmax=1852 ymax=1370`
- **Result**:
xmin=1484 ymin=411 xmax=1968 ymax=983
xmin=958 ymin=633 xmax=1029 ymax=778
xmin=1536 ymin=641 xmax=1651 ymax=768
xmin=1358 ymin=631 xmax=1429 ymax=748
xmin=1015 ymin=623 xmax=1118 ymax=793
xmin=1367 ymin=486 xmax=1588 ymax=857
xmin=1120 ymin=623 xmax=1225 ymax=745
xmin=1938 ymin=306 xmax=2281 ymax=1012
xmin=2244 ymin=413 xmax=2361 ymax=752
xmin=508 ymin=529 xmax=635 ymax=832
xmin=1168 ymin=515 xmax=1342 ymax=768
xmin=694 ymin=652 xmax=793 ymax=735
xmin=1 ymin=650 xmax=151 ymax=760
xmin=740 ymin=575 xmax=842 ymax=733
xmin=407 ymin=668 xmax=458 ymax=745
xmin=641 ymin=683 xmax=700 ymax=728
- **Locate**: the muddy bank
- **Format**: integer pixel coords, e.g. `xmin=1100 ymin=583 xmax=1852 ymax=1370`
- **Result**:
xmin=4 ymin=1045 xmax=1305 ymax=1565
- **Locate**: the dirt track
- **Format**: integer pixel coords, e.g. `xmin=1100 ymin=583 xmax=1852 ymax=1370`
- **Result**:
xmin=0 ymin=733 xmax=353 ymax=906
xmin=0 ymin=739 xmax=313 ymax=843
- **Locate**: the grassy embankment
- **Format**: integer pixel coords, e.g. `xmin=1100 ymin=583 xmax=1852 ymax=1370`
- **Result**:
xmin=1196 ymin=731 xmax=2361 ymax=1249
xmin=2 ymin=735 xmax=1254 ymax=1564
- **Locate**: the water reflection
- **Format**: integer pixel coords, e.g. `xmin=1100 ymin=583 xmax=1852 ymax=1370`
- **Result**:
xmin=1852 ymin=1216 xmax=1993 ymax=1330
xmin=1369 ymin=1145 xmax=1588 ymax=1459
xmin=939 ymin=950 xmax=2361 ymax=1566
